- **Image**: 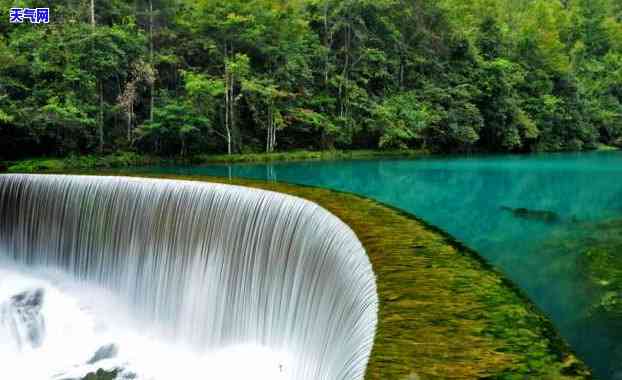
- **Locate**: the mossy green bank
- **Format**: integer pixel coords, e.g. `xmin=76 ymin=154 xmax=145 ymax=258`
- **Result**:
xmin=68 ymin=171 xmax=592 ymax=380
xmin=3 ymin=149 xmax=427 ymax=173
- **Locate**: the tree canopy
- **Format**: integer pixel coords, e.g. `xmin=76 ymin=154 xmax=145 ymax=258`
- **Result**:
xmin=2 ymin=0 xmax=622 ymax=159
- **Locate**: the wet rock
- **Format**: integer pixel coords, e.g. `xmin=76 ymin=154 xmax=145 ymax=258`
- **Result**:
xmin=87 ymin=344 xmax=119 ymax=364
xmin=82 ymin=369 xmax=119 ymax=380
xmin=11 ymin=288 xmax=44 ymax=307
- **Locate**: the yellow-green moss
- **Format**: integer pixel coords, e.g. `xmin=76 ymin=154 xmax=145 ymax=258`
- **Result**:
xmin=37 ymin=171 xmax=590 ymax=379
xmin=87 ymin=172 xmax=588 ymax=380
xmin=542 ymin=218 xmax=622 ymax=319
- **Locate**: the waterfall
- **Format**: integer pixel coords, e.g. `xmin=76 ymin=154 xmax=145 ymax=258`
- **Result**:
xmin=0 ymin=174 xmax=378 ymax=380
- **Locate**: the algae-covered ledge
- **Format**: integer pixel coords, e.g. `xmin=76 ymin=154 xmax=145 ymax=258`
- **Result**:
xmin=78 ymin=172 xmax=589 ymax=380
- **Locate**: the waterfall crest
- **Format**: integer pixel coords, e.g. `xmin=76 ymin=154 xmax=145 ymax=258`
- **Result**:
xmin=0 ymin=174 xmax=378 ymax=380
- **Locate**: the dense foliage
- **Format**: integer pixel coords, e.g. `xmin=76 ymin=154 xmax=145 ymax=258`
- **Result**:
xmin=2 ymin=0 xmax=622 ymax=159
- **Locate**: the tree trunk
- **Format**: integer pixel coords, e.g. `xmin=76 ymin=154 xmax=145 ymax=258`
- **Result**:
xmin=126 ymin=106 xmax=132 ymax=144
xmin=266 ymin=103 xmax=272 ymax=153
xmin=399 ymin=49 xmax=404 ymax=90
xmin=226 ymin=73 xmax=232 ymax=156
xmin=230 ymin=78 xmax=238 ymax=154
xmin=115 ymin=77 xmax=120 ymax=133
xmin=149 ymin=0 xmax=155 ymax=122
xmin=98 ymin=83 xmax=104 ymax=153
xmin=224 ymin=43 xmax=231 ymax=155
xmin=339 ymin=22 xmax=350 ymax=121
xmin=93 ymin=0 xmax=102 ymax=152
xmin=270 ymin=103 xmax=277 ymax=153
xmin=225 ymin=77 xmax=230 ymax=155
xmin=323 ymin=1 xmax=330 ymax=85
xmin=232 ymin=84 xmax=240 ymax=152
xmin=90 ymin=0 xmax=95 ymax=26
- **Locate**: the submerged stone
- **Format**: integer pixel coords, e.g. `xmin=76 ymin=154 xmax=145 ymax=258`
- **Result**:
xmin=543 ymin=218 xmax=622 ymax=317
xmin=500 ymin=206 xmax=561 ymax=223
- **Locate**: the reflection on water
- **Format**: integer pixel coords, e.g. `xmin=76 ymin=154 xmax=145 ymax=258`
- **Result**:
xmin=128 ymin=151 xmax=622 ymax=380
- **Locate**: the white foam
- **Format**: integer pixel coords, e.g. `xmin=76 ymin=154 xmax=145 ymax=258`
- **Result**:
xmin=0 ymin=265 xmax=290 ymax=380
xmin=0 ymin=174 xmax=378 ymax=379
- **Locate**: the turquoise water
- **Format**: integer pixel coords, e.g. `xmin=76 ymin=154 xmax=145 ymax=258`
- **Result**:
xmin=127 ymin=151 xmax=622 ymax=379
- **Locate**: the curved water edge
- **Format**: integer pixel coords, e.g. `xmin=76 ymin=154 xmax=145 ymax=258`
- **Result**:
xmin=117 ymin=151 xmax=622 ymax=379
xmin=0 ymin=174 xmax=379 ymax=380
xmin=76 ymin=172 xmax=593 ymax=379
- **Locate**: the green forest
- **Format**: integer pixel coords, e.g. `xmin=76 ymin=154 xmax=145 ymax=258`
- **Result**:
xmin=2 ymin=0 xmax=622 ymax=159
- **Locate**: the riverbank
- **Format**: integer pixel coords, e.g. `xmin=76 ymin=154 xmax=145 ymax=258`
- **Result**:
xmin=6 ymin=145 xmax=622 ymax=174
xmin=68 ymin=171 xmax=591 ymax=379
xmin=3 ymin=149 xmax=428 ymax=173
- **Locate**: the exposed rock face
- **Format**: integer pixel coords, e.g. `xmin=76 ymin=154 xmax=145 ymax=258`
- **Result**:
xmin=81 ymin=368 xmax=121 ymax=380
xmin=87 ymin=344 xmax=119 ymax=364
xmin=87 ymin=344 xmax=119 ymax=365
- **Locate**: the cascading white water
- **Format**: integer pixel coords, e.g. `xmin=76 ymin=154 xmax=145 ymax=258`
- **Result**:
xmin=1 ymin=284 xmax=46 ymax=351
xmin=0 ymin=174 xmax=378 ymax=380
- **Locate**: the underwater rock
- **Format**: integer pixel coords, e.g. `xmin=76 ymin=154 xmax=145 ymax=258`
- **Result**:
xmin=582 ymin=247 xmax=622 ymax=317
xmin=541 ymin=218 xmax=622 ymax=317
xmin=87 ymin=344 xmax=119 ymax=364
xmin=500 ymin=206 xmax=561 ymax=223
